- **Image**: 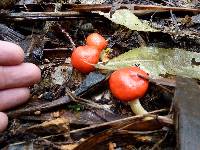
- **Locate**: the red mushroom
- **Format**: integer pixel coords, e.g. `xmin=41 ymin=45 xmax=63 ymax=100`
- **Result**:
xmin=71 ymin=45 xmax=100 ymax=73
xmin=109 ymin=66 xmax=149 ymax=115
xmin=86 ymin=33 xmax=108 ymax=53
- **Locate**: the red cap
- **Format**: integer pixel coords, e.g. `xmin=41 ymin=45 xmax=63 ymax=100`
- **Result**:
xmin=109 ymin=67 xmax=149 ymax=101
xmin=71 ymin=46 xmax=100 ymax=73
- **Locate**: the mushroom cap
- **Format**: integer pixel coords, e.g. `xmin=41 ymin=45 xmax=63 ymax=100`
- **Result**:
xmin=71 ymin=46 xmax=100 ymax=73
xmin=109 ymin=67 xmax=149 ymax=102
xmin=86 ymin=33 xmax=108 ymax=52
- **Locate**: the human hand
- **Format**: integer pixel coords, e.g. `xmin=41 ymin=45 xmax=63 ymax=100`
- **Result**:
xmin=0 ymin=41 xmax=41 ymax=132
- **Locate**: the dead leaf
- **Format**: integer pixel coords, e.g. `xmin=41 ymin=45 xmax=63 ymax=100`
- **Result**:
xmin=98 ymin=9 xmax=159 ymax=32
xmin=96 ymin=47 xmax=200 ymax=79
xmin=26 ymin=117 xmax=69 ymax=135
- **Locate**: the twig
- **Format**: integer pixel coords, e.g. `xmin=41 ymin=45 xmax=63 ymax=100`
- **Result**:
xmin=38 ymin=3 xmax=200 ymax=13
xmin=161 ymin=0 xmax=176 ymax=6
xmin=4 ymin=11 xmax=81 ymax=18
xmin=150 ymin=128 xmax=170 ymax=150
xmin=57 ymin=23 xmax=76 ymax=49
xmin=7 ymin=88 xmax=113 ymax=118
xmin=7 ymin=96 xmax=71 ymax=118
xmin=70 ymin=109 xmax=171 ymax=134
xmin=43 ymin=47 xmax=72 ymax=51
xmin=170 ymin=10 xmax=179 ymax=33
xmin=66 ymin=88 xmax=113 ymax=114
xmin=118 ymin=114 xmax=173 ymax=130
xmin=64 ymin=4 xmax=200 ymax=13
xmin=118 ymin=129 xmax=165 ymax=135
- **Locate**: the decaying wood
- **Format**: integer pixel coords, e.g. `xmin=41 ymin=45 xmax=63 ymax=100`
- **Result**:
xmin=12 ymin=3 xmax=200 ymax=13
xmin=174 ymin=77 xmax=200 ymax=150
xmin=1 ymin=3 xmax=200 ymax=20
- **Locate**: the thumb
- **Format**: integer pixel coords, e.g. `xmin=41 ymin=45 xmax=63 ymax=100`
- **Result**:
xmin=0 ymin=112 xmax=8 ymax=133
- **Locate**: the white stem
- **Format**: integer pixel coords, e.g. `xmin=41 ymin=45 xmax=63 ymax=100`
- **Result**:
xmin=128 ymin=99 xmax=148 ymax=115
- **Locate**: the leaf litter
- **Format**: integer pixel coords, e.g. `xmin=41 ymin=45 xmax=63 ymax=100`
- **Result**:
xmin=0 ymin=0 xmax=200 ymax=149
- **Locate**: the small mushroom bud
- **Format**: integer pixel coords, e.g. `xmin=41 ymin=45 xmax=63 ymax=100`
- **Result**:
xmin=86 ymin=33 xmax=108 ymax=53
xmin=109 ymin=67 xmax=149 ymax=115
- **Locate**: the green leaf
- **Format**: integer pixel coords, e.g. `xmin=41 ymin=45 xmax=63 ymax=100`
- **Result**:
xmin=98 ymin=9 xmax=159 ymax=32
xmin=96 ymin=47 xmax=200 ymax=79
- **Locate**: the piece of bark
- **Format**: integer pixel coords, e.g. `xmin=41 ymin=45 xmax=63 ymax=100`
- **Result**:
xmin=75 ymin=71 xmax=106 ymax=96
xmin=174 ymin=77 xmax=200 ymax=150
xmin=26 ymin=117 xmax=69 ymax=135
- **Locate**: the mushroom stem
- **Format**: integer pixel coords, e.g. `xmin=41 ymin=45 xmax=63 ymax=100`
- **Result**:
xmin=128 ymin=99 xmax=148 ymax=115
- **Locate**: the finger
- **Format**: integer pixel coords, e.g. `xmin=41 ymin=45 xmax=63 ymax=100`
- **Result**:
xmin=0 ymin=41 xmax=24 ymax=66
xmin=0 ymin=63 xmax=41 ymax=90
xmin=0 ymin=88 xmax=30 ymax=111
xmin=0 ymin=112 xmax=8 ymax=133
